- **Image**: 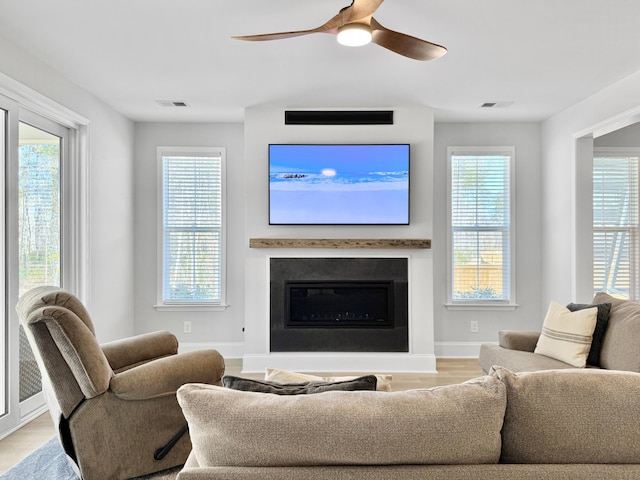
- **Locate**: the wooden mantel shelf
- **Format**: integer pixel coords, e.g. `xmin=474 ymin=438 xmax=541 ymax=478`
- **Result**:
xmin=249 ymin=238 xmax=431 ymax=249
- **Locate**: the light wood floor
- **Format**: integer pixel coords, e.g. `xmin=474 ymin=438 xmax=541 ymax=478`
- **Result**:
xmin=0 ymin=358 xmax=482 ymax=474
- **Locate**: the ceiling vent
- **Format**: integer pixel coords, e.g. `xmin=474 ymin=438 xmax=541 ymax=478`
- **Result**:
xmin=480 ymin=101 xmax=514 ymax=108
xmin=156 ymin=100 xmax=189 ymax=107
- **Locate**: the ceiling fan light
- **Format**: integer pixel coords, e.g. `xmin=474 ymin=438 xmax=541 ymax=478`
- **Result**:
xmin=337 ymin=23 xmax=372 ymax=47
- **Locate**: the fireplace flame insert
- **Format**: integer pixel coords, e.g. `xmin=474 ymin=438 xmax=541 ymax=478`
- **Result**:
xmin=284 ymin=281 xmax=394 ymax=328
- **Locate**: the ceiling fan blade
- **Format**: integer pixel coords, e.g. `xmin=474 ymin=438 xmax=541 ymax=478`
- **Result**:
xmin=232 ymin=6 xmax=354 ymax=41
xmin=370 ymin=18 xmax=447 ymax=61
xmin=347 ymin=0 xmax=384 ymax=22
xmin=232 ymin=29 xmax=320 ymax=42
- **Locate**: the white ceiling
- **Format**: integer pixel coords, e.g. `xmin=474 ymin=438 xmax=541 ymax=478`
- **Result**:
xmin=1 ymin=0 xmax=639 ymax=123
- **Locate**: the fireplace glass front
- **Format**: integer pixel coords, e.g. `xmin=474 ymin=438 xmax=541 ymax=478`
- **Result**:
xmin=285 ymin=281 xmax=394 ymax=328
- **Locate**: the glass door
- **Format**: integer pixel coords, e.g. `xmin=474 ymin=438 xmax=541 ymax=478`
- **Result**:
xmin=0 ymin=104 xmax=68 ymax=438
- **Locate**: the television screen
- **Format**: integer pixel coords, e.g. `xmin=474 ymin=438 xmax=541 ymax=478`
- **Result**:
xmin=269 ymin=144 xmax=410 ymax=225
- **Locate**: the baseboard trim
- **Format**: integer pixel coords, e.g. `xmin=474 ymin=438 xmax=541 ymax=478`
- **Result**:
xmin=180 ymin=341 xmax=487 ymax=365
xmin=241 ymin=353 xmax=437 ymax=374
xmin=179 ymin=342 xmax=245 ymax=358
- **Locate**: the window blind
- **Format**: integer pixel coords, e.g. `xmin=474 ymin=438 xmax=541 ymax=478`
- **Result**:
xmin=450 ymin=154 xmax=511 ymax=301
xmin=593 ymin=155 xmax=639 ymax=300
xmin=162 ymin=154 xmax=222 ymax=303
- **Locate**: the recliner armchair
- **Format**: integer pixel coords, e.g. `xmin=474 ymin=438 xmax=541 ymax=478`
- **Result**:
xmin=16 ymin=286 xmax=225 ymax=480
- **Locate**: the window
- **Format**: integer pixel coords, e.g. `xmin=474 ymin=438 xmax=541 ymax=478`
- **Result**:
xmin=447 ymin=147 xmax=516 ymax=308
xmin=593 ymin=150 xmax=640 ymax=300
xmin=157 ymin=147 xmax=226 ymax=309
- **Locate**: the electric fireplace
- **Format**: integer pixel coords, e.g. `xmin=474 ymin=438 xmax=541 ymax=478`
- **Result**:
xmin=270 ymin=258 xmax=408 ymax=353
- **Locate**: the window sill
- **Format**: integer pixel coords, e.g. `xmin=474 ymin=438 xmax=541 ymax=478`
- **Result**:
xmin=154 ymin=304 xmax=229 ymax=312
xmin=445 ymin=303 xmax=518 ymax=311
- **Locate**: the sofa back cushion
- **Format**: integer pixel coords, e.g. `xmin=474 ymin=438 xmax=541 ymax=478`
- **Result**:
xmin=177 ymin=376 xmax=506 ymax=467
xmin=593 ymin=292 xmax=640 ymax=372
xmin=494 ymin=367 xmax=640 ymax=464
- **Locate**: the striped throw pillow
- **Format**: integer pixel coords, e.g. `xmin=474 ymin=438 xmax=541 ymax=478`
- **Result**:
xmin=534 ymin=300 xmax=598 ymax=368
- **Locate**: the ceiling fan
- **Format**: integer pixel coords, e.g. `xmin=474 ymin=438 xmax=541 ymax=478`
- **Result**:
xmin=232 ymin=0 xmax=447 ymax=61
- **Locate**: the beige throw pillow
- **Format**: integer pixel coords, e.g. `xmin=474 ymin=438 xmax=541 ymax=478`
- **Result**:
xmin=264 ymin=367 xmax=392 ymax=392
xmin=534 ymin=300 xmax=597 ymax=367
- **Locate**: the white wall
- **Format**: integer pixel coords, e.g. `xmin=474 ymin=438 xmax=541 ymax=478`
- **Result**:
xmin=132 ymin=116 xmax=546 ymax=362
xmin=594 ymin=122 xmax=640 ymax=148
xmin=433 ymin=123 xmax=543 ymax=356
xmin=541 ymin=71 xmax=640 ymax=307
xmin=0 ymin=37 xmax=135 ymax=341
xmin=133 ymin=123 xmax=245 ymax=354
xmin=243 ymin=106 xmax=436 ymax=371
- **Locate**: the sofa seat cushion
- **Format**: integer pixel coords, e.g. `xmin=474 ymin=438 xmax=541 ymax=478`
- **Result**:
xmin=494 ymin=367 xmax=640 ymax=464
xmin=593 ymin=292 xmax=640 ymax=372
xmin=177 ymin=376 xmax=506 ymax=467
xmin=176 ymin=464 xmax=640 ymax=480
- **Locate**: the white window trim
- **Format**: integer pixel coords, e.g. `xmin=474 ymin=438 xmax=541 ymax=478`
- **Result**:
xmin=445 ymin=146 xmax=517 ymax=310
xmin=155 ymin=146 xmax=228 ymax=311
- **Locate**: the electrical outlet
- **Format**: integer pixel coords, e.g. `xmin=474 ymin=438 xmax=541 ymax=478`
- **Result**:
xmin=470 ymin=320 xmax=479 ymax=333
xmin=184 ymin=321 xmax=192 ymax=334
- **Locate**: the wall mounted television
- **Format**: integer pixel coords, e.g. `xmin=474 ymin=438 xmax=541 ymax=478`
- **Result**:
xmin=269 ymin=144 xmax=410 ymax=225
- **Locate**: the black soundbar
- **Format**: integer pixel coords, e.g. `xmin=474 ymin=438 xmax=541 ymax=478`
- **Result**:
xmin=284 ymin=110 xmax=394 ymax=125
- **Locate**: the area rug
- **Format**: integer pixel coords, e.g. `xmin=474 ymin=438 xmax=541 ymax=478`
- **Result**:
xmin=0 ymin=437 xmax=180 ymax=479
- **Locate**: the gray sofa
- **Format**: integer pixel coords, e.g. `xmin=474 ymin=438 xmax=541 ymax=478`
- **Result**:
xmin=479 ymin=292 xmax=640 ymax=374
xmin=175 ymin=367 xmax=640 ymax=479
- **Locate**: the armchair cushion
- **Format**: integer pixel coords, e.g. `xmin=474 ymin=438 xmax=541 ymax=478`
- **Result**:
xmin=102 ymin=330 xmax=179 ymax=373
xmin=31 ymin=305 xmax=112 ymax=398
xmin=110 ymin=350 xmax=225 ymax=400
xmin=16 ymin=285 xmax=95 ymax=333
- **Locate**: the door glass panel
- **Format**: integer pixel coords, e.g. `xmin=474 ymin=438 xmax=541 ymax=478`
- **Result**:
xmin=19 ymin=123 xmax=61 ymax=294
xmin=18 ymin=122 xmax=61 ymax=401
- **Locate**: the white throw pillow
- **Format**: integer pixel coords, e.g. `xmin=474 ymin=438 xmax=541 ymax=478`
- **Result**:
xmin=534 ymin=300 xmax=598 ymax=368
xmin=264 ymin=368 xmax=392 ymax=392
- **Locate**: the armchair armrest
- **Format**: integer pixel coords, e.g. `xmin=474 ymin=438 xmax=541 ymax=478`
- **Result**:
xmin=101 ymin=330 xmax=178 ymax=372
xmin=498 ymin=330 xmax=541 ymax=352
xmin=109 ymin=349 xmax=225 ymax=400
